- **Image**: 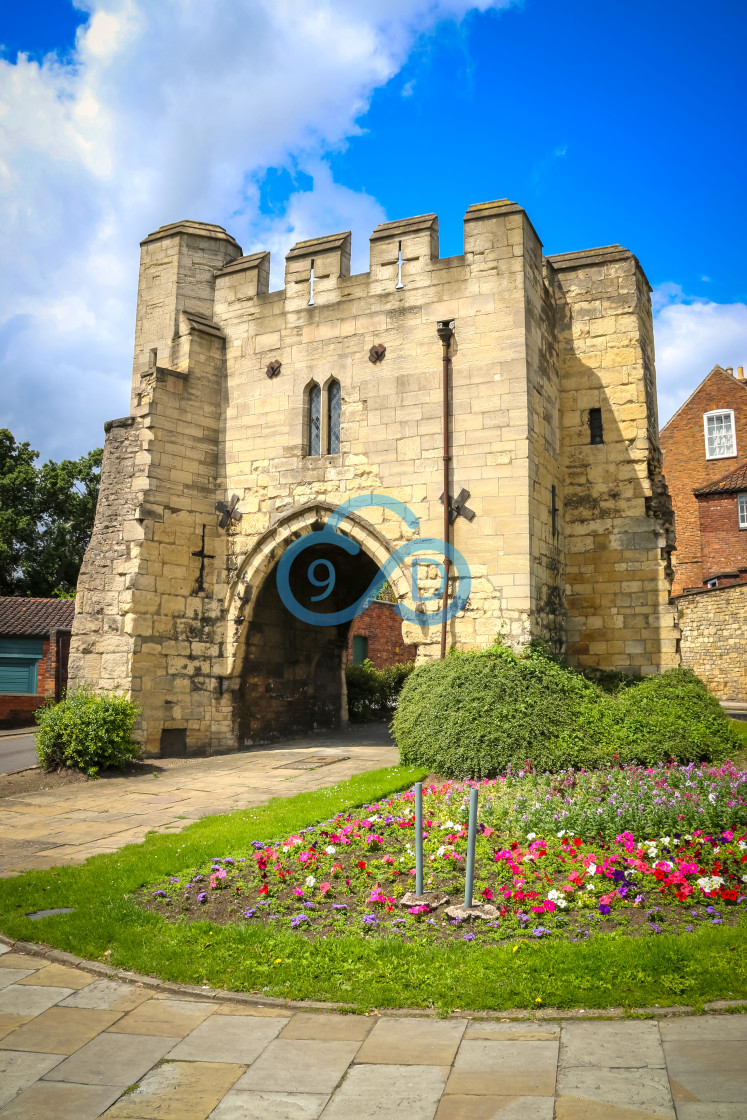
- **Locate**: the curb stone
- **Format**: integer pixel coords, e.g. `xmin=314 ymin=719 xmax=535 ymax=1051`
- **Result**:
xmin=2 ymin=932 xmax=746 ymax=1021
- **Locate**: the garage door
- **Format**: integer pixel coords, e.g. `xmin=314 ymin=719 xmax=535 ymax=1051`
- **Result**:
xmin=0 ymin=638 xmax=43 ymax=694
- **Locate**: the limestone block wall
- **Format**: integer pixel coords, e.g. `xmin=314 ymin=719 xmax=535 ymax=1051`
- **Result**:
xmin=551 ymin=247 xmax=677 ymax=674
xmin=70 ymin=203 xmax=678 ymax=755
xmin=675 ymin=583 xmax=747 ymax=702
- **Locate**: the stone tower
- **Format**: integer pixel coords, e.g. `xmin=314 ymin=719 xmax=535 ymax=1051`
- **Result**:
xmin=69 ymin=201 xmax=677 ymax=755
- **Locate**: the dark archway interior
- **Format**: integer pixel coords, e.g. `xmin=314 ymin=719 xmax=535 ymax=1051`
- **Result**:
xmin=237 ymin=537 xmax=381 ymax=744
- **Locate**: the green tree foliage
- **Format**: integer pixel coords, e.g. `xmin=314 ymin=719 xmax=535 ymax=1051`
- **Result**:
xmin=0 ymin=429 xmax=102 ymax=597
xmin=346 ymin=659 xmax=414 ymax=721
xmin=393 ymin=643 xmax=738 ymax=777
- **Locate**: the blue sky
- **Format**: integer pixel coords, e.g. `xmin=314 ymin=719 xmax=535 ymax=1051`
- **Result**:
xmin=1 ymin=0 xmax=745 ymax=460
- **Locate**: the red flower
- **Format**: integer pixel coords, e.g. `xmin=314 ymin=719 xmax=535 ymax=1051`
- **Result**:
xmin=258 ymin=884 xmax=268 ymax=896
xmin=357 ymin=861 xmax=367 ymax=870
xmin=573 ymin=839 xmax=582 ymax=848
xmin=721 ymin=889 xmax=739 ymax=902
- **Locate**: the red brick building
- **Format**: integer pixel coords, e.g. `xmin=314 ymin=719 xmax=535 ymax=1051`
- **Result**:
xmin=660 ymin=365 xmax=747 ymax=594
xmin=0 ymin=598 xmax=74 ymax=728
xmin=693 ymin=460 xmax=747 ymax=586
xmin=346 ymin=600 xmax=417 ymax=669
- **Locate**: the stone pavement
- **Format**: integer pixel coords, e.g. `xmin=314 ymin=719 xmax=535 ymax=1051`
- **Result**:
xmin=0 ymin=946 xmax=744 ymax=1119
xmin=0 ymin=726 xmax=398 ymax=877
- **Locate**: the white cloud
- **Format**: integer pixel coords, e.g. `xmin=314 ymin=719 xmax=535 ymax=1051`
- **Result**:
xmin=653 ymin=284 xmax=747 ymax=426
xmin=0 ymin=0 xmax=514 ymax=460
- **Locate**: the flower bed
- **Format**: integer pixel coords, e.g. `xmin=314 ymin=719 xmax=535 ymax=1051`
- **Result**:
xmin=142 ymin=763 xmax=747 ymax=946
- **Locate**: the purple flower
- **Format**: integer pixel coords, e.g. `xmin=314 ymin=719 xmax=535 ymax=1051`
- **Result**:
xmin=152 ymin=890 xmax=167 ymax=898
xmin=332 ymin=904 xmax=348 ymax=910
xmin=649 ymin=922 xmax=662 ymax=934
xmin=463 ymin=933 xmax=475 ymax=941
xmin=532 ymin=927 xmax=551 ymax=938
xmin=197 ymin=892 xmax=207 ymax=903
xmin=242 ymin=908 xmax=256 ymax=918
xmin=598 ymin=903 xmax=611 ymax=915
xmin=361 ymin=914 xmax=378 ymax=926
xmin=290 ymin=914 xmax=309 ymax=928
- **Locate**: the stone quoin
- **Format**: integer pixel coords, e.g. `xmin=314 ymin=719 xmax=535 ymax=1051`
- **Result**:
xmin=68 ymin=202 xmax=678 ymax=755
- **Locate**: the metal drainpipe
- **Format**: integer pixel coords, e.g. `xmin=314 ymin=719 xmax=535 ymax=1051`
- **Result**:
xmin=437 ymin=320 xmax=455 ymax=659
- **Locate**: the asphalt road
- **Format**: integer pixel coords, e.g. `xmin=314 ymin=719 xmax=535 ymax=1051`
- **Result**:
xmin=0 ymin=730 xmax=39 ymax=774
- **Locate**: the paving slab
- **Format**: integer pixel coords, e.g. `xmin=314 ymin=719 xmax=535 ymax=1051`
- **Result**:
xmin=447 ymin=1039 xmax=558 ymax=1097
xmin=0 ymin=969 xmax=35 ymax=989
xmin=0 ymin=1049 xmax=64 ymax=1109
xmin=16 ymin=962 xmax=95 ymax=989
xmin=355 ymin=1016 xmax=466 ymax=1065
xmin=659 ymin=1015 xmax=747 ymax=1041
xmin=166 ymin=1013 xmax=288 ymax=1064
xmin=0 ymin=1079 xmax=122 ymax=1118
xmin=464 ymin=1021 xmax=560 ymax=1041
xmin=234 ymin=1039 xmax=361 ymax=1094
xmin=555 ymin=1067 xmax=676 ymax=1117
xmin=60 ymin=979 xmax=142 ymax=1009
xmin=209 ymin=1090 xmax=330 ymax=1119
xmin=43 ymin=1030 xmax=179 ymax=1087
xmin=104 ymin=1059 xmax=246 ymax=1119
xmin=0 ymin=1006 xmax=122 ymax=1054
xmin=673 ymin=1106 xmax=747 ymax=1119
xmin=0 ymin=954 xmax=39 ymax=969
xmin=560 ymin=1020 xmax=666 ymax=1068
xmin=555 ymin=1102 xmax=676 ymax=1119
xmin=106 ymin=997 xmax=215 ymax=1037
xmin=279 ymin=1012 xmax=374 ymax=1041
xmin=0 ymin=1014 xmax=32 ymax=1042
xmin=435 ymin=1097 xmax=555 ymax=1119
xmin=319 ymin=1063 xmax=446 ymax=1120
xmin=663 ymin=1039 xmax=747 ymax=1103
xmin=0 ymin=984 xmax=74 ymax=1017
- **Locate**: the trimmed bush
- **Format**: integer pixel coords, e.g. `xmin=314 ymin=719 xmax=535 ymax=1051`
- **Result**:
xmin=35 ymin=688 xmax=142 ymax=777
xmin=346 ymin=659 xmax=414 ymax=722
xmin=393 ymin=644 xmax=737 ymax=777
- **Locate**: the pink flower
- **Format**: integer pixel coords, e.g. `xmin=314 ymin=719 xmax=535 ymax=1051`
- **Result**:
xmin=319 ymin=882 xmax=331 ymax=895
xmin=483 ymin=826 xmax=495 ymax=837
xmin=293 ymin=887 xmax=304 ymax=897
xmin=481 ymin=888 xmax=494 ymax=900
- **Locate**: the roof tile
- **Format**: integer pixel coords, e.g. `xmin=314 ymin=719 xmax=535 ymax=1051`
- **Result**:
xmin=0 ymin=597 xmax=75 ymax=636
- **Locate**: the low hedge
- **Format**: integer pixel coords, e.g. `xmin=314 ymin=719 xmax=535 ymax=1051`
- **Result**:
xmin=346 ymin=659 xmax=414 ymax=722
xmin=393 ymin=643 xmax=738 ymax=777
xmin=35 ymin=687 xmax=141 ymax=777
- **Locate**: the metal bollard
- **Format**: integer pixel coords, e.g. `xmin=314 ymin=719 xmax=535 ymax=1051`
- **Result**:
xmin=415 ymin=781 xmax=424 ymax=896
xmin=463 ymin=785 xmax=479 ymax=908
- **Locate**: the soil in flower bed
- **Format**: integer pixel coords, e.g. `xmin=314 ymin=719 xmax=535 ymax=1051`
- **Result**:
xmin=139 ymin=766 xmax=747 ymax=947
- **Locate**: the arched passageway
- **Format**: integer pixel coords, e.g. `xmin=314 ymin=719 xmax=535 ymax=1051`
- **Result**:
xmin=236 ymin=536 xmax=382 ymax=743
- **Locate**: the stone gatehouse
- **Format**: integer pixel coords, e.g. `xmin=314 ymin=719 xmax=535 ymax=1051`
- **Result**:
xmin=69 ymin=200 xmax=678 ymax=754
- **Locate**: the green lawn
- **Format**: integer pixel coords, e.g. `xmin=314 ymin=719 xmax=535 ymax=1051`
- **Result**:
xmin=1 ymin=763 xmax=746 ymax=1014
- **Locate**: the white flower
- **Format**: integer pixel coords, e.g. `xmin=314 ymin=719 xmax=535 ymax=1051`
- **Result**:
xmin=738 ymin=841 xmax=747 ymax=852
xmin=527 ymin=832 xmax=537 ymax=841
xmin=741 ymin=875 xmax=747 ymax=883
xmin=325 ymin=846 xmax=336 ymax=855
xmin=557 ymin=830 xmax=566 ymax=838
xmin=585 ymin=882 xmax=596 ymax=891
xmin=660 ymin=836 xmax=671 ymax=846
xmin=305 ymin=875 xmax=316 ymax=887
xmin=555 ymin=898 xmax=568 ymax=908
xmin=696 ymin=875 xmax=724 ymax=893
xmin=547 ymin=890 xmax=563 ymax=902
xmin=708 ymin=792 xmax=717 ymax=805
xmin=586 ymin=863 xmax=597 ymax=876
xmin=436 ymin=846 xmax=446 ymax=858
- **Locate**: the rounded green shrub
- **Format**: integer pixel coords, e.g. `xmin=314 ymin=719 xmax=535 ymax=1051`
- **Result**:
xmin=35 ymin=688 xmax=142 ymax=777
xmin=393 ymin=644 xmax=738 ymax=777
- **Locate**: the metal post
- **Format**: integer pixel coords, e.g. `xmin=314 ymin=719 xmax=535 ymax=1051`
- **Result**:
xmin=415 ymin=782 xmax=424 ymax=897
xmin=463 ymin=786 xmax=478 ymax=909
xmin=437 ymin=320 xmax=454 ymax=659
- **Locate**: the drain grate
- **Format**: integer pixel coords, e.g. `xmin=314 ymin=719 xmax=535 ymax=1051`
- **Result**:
xmin=26 ymin=907 xmax=75 ymax=920
xmin=275 ymin=754 xmax=350 ymax=771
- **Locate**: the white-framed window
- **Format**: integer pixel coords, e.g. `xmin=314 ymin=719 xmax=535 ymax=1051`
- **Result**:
xmin=739 ymin=492 xmax=747 ymax=530
xmin=704 ymin=410 xmax=737 ymax=459
xmin=707 ymin=578 xmax=719 ymax=588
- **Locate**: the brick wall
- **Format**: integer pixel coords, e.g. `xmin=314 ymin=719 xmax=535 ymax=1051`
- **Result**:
xmin=697 ymin=494 xmax=747 ymax=581
xmin=660 ymin=367 xmax=747 ymax=593
xmin=676 ymin=582 xmax=747 ymax=702
xmin=0 ymin=632 xmax=72 ymax=728
xmin=347 ymin=601 xmax=417 ymax=669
